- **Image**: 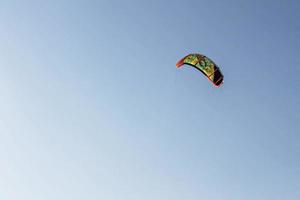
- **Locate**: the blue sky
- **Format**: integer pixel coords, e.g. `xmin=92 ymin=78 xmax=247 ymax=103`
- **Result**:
xmin=0 ymin=0 xmax=299 ymax=199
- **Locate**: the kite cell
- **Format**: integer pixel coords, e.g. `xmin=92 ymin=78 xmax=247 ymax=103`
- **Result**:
xmin=176 ymin=54 xmax=224 ymax=87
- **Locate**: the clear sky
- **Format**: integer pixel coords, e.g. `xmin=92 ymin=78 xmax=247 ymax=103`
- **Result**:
xmin=0 ymin=0 xmax=299 ymax=200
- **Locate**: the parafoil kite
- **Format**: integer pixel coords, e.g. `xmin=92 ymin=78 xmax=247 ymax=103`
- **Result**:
xmin=176 ymin=54 xmax=224 ymax=87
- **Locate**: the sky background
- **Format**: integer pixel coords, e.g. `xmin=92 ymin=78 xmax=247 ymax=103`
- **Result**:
xmin=0 ymin=0 xmax=300 ymax=200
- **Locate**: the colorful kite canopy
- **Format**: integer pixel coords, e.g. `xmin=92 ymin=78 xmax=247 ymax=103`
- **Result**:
xmin=176 ymin=54 xmax=224 ymax=87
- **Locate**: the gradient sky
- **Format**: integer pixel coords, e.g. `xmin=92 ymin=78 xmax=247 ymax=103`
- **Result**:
xmin=0 ymin=0 xmax=300 ymax=200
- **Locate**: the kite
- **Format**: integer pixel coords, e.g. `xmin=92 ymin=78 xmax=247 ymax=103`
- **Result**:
xmin=176 ymin=54 xmax=224 ymax=87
